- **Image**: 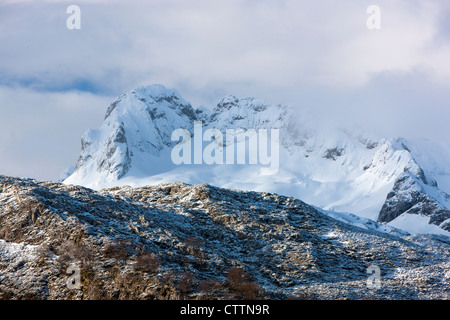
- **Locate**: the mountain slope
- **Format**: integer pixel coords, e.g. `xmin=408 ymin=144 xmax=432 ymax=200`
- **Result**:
xmin=63 ymin=84 xmax=450 ymax=234
xmin=1 ymin=175 xmax=449 ymax=299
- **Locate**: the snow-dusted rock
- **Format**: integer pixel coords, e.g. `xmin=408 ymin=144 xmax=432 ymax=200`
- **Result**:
xmin=1 ymin=175 xmax=449 ymax=299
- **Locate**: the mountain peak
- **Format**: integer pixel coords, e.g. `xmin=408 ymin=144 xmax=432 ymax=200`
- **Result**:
xmin=132 ymin=84 xmax=185 ymax=104
xmin=64 ymin=85 xmax=450 ymax=235
xmin=105 ymin=84 xmax=193 ymax=120
xmin=217 ymin=94 xmax=239 ymax=107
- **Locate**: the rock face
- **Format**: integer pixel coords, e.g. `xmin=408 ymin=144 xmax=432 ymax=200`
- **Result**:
xmin=64 ymin=84 xmax=450 ymax=234
xmin=73 ymin=85 xmax=198 ymax=182
xmin=378 ymin=171 xmax=450 ymax=231
xmin=1 ymin=175 xmax=449 ymax=300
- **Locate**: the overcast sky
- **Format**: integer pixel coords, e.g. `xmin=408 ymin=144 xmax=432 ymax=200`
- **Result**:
xmin=0 ymin=0 xmax=449 ymax=181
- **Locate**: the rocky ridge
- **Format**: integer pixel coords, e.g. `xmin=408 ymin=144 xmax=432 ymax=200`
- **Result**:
xmin=1 ymin=175 xmax=449 ymax=300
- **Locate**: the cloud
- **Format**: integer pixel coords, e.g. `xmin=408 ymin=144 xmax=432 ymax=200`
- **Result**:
xmin=1 ymin=0 xmax=448 ymax=94
xmin=298 ymin=69 xmax=450 ymax=144
xmin=0 ymin=86 xmax=112 ymax=180
xmin=0 ymin=0 xmax=449 ymax=180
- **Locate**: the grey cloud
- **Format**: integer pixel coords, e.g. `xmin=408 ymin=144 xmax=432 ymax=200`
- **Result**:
xmin=0 ymin=0 xmax=449 ymax=180
xmin=0 ymin=87 xmax=111 ymax=180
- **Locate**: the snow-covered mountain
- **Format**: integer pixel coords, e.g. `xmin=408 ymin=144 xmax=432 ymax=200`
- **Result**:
xmin=63 ymin=84 xmax=450 ymax=235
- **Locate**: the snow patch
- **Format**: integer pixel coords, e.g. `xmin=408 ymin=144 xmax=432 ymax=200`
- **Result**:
xmin=388 ymin=213 xmax=450 ymax=236
xmin=0 ymin=240 xmax=39 ymax=262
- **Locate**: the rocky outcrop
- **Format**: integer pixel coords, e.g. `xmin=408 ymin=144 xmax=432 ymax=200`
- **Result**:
xmin=378 ymin=170 xmax=450 ymax=231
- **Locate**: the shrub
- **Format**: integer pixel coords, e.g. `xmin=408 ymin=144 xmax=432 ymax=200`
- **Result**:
xmin=225 ymin=266 xmax=264 ymax=300
xmin=134 ymin=251 xmax=160 ymax=273
xmin=240 ymin=281 xmax=262 ymax=300
xmin=198 ymin=278 xmax=223 ymax=299
xmin=158 ymin=272 xmax=178 ymax=300
xmin=103 ymin=239 xmax=129 ymax=260
xmin=176 ymin=272 xmax=194 ymax=298
xmin=226 ymin=266 xmax=247 ymax=290
xmin=57 ymin=241 xmax=94 ymax=267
